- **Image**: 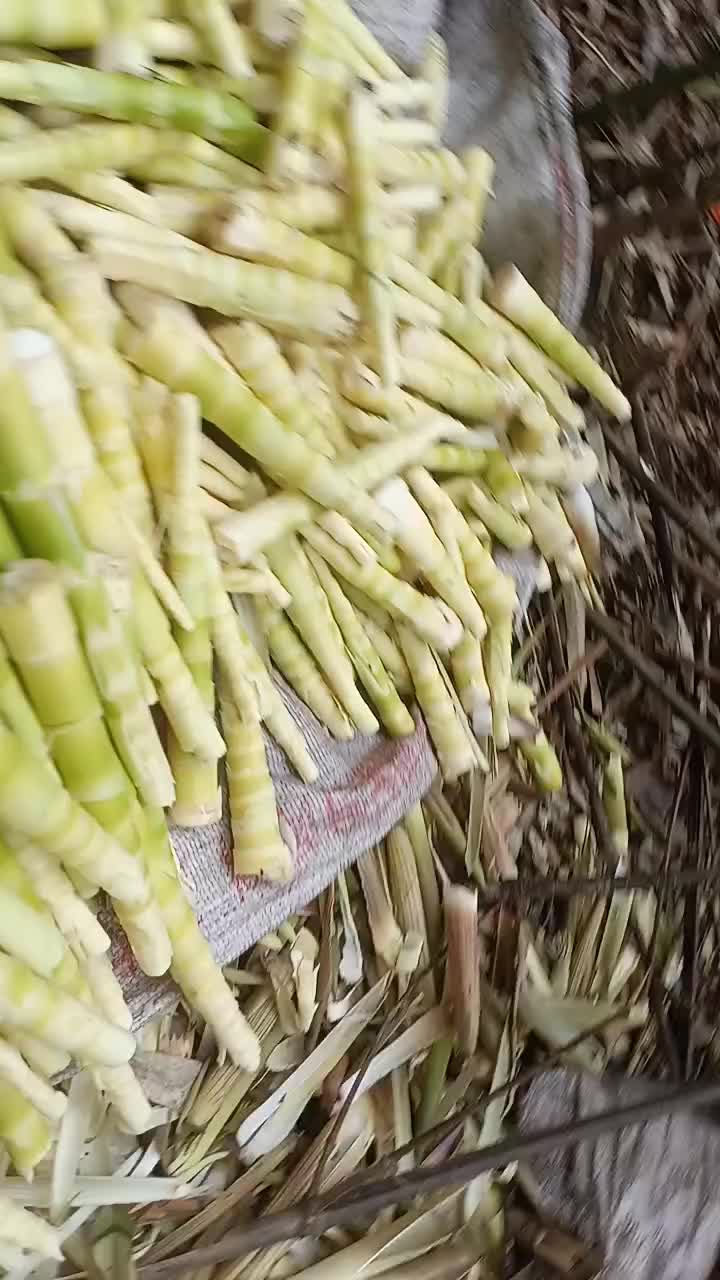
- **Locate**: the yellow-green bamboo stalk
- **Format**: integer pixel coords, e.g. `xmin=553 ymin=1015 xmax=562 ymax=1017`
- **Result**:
xmin=488 ymin=266 xmax=631 ymax=420
xmin=12 ymin=844 xmax=109 ymax=957
xmin=462 ymin=145 xmax=494 ymax=242
xmin=482 ymin=450 xmax=526 ymax=511
xmin=0 ymin=59 xmax=260 ymax=150
xmin=320 ymin=0 xmax=403 ymax=79
xmin=215 ymin=416 xmax=449 ymax=564
xmin=264 ymin=3 xmax=322 ymax=179
xmin=305 ymin=549 xmax=414 ymax=737
xmin=208 ymin=319 xmax=331 ymax=456
xmin=0 ymin=328 xmax=178 ymax=807
xmin=0 ymin=1087 xmax=52 ymax=1180
xmin=0 ymin=187 xmax=119 ymax=349
xmin=345 ymin=88 xmax=398 ymax=387
xmin=451 ymin=632 xmax=490 ymax=722
xmin=406 ymin=467 xmax=517 ymax=620
xmin=0 ymin=4 xmax=105 ymax=46
xmin=603 ymin=753 xmax=628 ymax=856
xmin=184 ymin=0 xmax=251 ymax=77
xmin=519 ymin=731 xmax=563 ymax=793
xmin=289 ymin=344 xmax=349 ymax=456
xmin=355 ymin=611 xmax=411 ymax=695
xmin=255 ymin=597 xmax=354 ymax=740
xmin=0 ymin=640 xmax=55 ymax=775
xmin=266 ymin=536 xmax=379 ymax=734
xmin=0 ymin=562 xmax=172 ymax=977
xmin=461 ymin=481 xmax=533 ymax=550
xmin=32 ymin=188 xmax=191 ymax=250
xmin=503 ymin=329 xmax=585 ymax=430
xmin=400 ymin=324 xmax=506 ymax=375
xmin=0 ymin=717 xmax=154 ymax=927
xmin=0 ymin=120 xmax=171 ymax=184
xmin=200 ymin=436 xmax=251 ymax=490
xmin=10 ymin=327 xmax=214 ymax=785
xmin=216 ymin=183 xmax=346 ymax=233
xmin=510 ymin=440 xmax=596 ymax=490
xmin=523 ymin=486 xmax=583 ymax=576
xmin=97 ymin=233 xmax=355 ymax=340
xmin=94 ymin=0 xmax=150 ymax=73
xmin=397 ymin=625 xmax=478 ymax=781
xmin=403 ymin=803 xmax=442 ymax=953
xmin=1 ymin=187 xmax=153 ymax=532
xmin=386 ymin=826 xmax=429 ymax=967
xmin=252 ymin=0 xmax=302 ymax=47
xmin=400 ymin=355 xmax=508 ymax=421
xmin=167 ymin=395 xmax=221 ymax=827
xmin=376 ymin=145 xmax=463 ymax=192
xmin=302 ymin=524 xmax=462 ymax=652
xmin=220 ymin=687 xmax=292 ymax=882
xmin=357 ymin=847 xmax=403 ymax=969
xmin=484 ymin=614 xmax=513 ymax=750
xmin=120 ymin=316 xmax=398 ymax=541
xmin=389 ymin=253 xmax=512 ymax=374
xmin=0 ymin=952 xmax=134 ymax=1066
xmin=0 ymin=1039 xmax=65 ymax=1121
xmin=204 ymin=204 xmax=352 ymax=286
xmin=144 ymin=811 xmax=262 ymax=1070
xmin=423 ymin=445 xmax=490 ymax=474
xmin=417 ymin=193 xmax=472 ymax=280
xmin=205 ymin=544 xmax=319 ymax=782
xmin=131 ymin=138 xmax=261 ymax=187
xmin=376 ymin=477 xmax=487 ymax=639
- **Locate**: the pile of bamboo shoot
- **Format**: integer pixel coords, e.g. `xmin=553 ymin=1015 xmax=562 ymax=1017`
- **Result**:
xmin=0 ymin=0 xmax=631 ymax=1244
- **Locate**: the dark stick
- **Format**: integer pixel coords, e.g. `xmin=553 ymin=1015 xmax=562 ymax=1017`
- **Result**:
xmin=648 ymin=645 xmax=720 ymax=687
xmin=135 ymin=1078 xmax=720 ymax=1278
xmin=593 ymin=173 xmax=720 ymax=253
xmin=675 ymin=552 xmax=720 ymax=601
xmin=535 ymin=640 xmax=608 ymax=715
xmin=683 ymin=742 xmax=704 ymax=1078
xmin=575 ymin=39 xmax=720 ymax=126
xmin=477 ymin=863 xmax=720 ymax=904
xmin=585 ymin=609 xmax=720 ymax=755
xmin=545 ymin=607 xmax=616 ymax=869
xmin=630 ymin=396 xmax=675 ymax=600
xmin=602 ymin=426 xmax=720 ymax=566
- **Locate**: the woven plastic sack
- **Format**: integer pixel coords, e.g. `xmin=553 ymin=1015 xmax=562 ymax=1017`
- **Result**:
xmin=115 ymin=0 xmax=592 ymax=1024
xmin=521 ymin=1070 xmax=720 ymax=1280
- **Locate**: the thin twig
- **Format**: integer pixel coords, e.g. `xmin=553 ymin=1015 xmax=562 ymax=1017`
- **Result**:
xmin=586 ymin=608 xmax=720 ymax=755
xmin=648 ymin=645 xmax=720 ymax=686
xmin=576 ymin=37 xmax=720 ymax=125
xmin=130 ymin=1078 xmax=720 ymax=1278
xmin=594 ymin=174 xmax=720 ymax=254
xmin=476 ymin=864 xmax=720 ymax=903
xmin=535 ymin=641 xmax=608 ymax=715
xmin=675 ymin=552 xmax=720 ymax=600
xmin=630 ymin=396 xmax=675 ymax=601
xmin=602 ymin=426 xmax=720 ymax=566
xmin=545 ymin=605 xmax=616 ymax=868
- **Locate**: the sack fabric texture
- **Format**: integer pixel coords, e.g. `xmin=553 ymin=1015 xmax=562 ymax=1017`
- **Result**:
xmin=520 ymin=1069 xmax=720 ymax=1280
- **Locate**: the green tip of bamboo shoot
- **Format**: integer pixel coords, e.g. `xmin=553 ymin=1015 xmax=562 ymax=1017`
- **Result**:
xmin=519 ymin=730 xmax=563 ymax=793
xmin=488 ymin=265 xmax=631 ymax=422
